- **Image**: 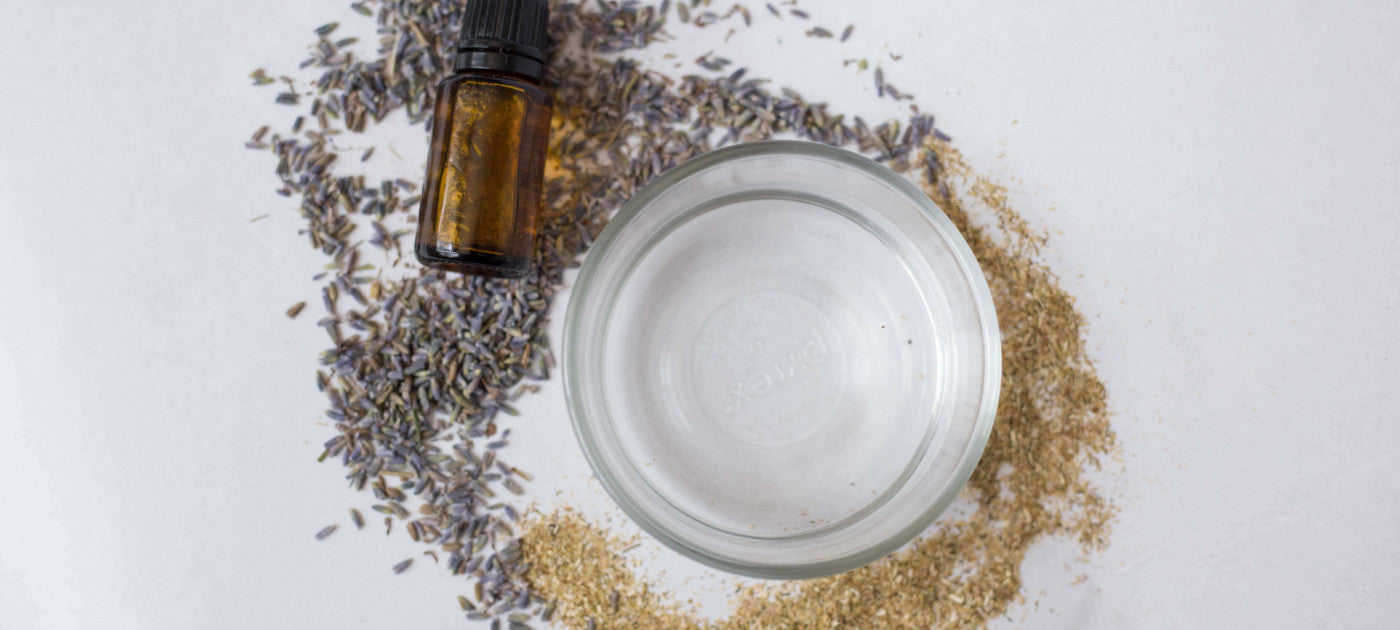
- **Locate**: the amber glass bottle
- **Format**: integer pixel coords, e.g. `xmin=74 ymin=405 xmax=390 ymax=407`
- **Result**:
xmin=416 ymin=0 xmax=552 ymax=277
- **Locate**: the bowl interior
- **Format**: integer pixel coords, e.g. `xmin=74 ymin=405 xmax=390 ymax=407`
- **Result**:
xmin=602 ymin=191 xmax=952 ymax=537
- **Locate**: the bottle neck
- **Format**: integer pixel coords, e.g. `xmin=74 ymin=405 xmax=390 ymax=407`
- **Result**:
xmin=453 ymin=49 xmax=544 ymax=83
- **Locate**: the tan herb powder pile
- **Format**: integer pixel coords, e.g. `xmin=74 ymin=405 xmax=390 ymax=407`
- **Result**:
xmin=522 ymin=141 xmax=1116 ymax=629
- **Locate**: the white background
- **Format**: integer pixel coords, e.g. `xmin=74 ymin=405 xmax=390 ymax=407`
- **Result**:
xmin=2 ymin=0 xmax=1398 ymax=628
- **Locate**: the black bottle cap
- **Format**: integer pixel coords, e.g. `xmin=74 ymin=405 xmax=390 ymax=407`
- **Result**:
xmin=454 ymin=0 xmax=549 ymax=81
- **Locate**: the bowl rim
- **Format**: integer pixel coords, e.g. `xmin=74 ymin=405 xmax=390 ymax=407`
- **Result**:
xmin=562 ymin=139 xmax=1001 ymax=579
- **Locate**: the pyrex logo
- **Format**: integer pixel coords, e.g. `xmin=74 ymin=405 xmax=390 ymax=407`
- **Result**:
xmin=693 ymin=292 xmax=846 ymax=446
xmin=719 ymin=327 xmax=830 ymax=417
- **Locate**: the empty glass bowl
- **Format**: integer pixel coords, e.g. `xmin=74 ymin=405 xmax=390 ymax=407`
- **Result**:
xmin=562 ymin=141 xmax=1000 ymax=579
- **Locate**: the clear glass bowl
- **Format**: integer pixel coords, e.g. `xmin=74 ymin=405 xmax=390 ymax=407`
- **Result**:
xmin=563 ymin=141 xmax=1000 ymax=579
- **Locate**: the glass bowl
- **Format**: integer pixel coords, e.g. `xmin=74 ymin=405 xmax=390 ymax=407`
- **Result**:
xmin=562 ymin=140 xmax=1000 ymax=579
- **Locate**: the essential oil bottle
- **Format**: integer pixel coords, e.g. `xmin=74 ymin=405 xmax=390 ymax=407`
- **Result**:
xmin=415 ymin=0 xmax=552 ymax=277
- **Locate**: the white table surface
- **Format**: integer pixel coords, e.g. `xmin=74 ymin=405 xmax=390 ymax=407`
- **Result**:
xmin=2 ymin=1 xmax=1398 ymax=628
